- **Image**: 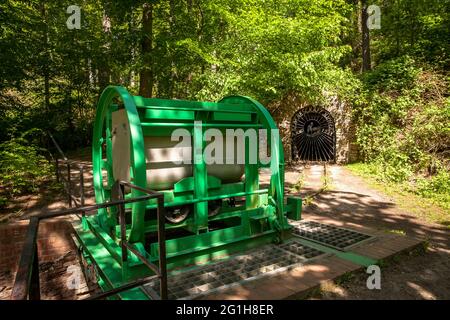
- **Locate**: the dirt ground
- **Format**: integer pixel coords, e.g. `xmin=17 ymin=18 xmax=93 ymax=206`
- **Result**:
xmin=294 ymin=165 xmax=450 ymax=300
xmin=2 ymin=152 xmax=449 ymax=300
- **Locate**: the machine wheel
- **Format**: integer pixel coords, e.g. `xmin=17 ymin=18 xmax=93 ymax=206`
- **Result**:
xmin=165 ymin=205 xmax=190 ymax=224
xmin=208 ymin=200 xmax=222 ymax=217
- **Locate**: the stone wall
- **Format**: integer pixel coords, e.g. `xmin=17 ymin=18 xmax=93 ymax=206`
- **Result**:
xmin=269 ymin=93 xmax=359 ymax=164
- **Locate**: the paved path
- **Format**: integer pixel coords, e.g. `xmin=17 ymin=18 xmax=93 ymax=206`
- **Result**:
xmin=288 ymin=164 xmax=450 ymax=299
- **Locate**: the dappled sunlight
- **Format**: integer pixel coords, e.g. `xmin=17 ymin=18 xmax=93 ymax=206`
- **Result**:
xmin=205 ymin=263 xmax=337 ymax=300
xmin=2 ymin=144 xmax=447 ymax=300
xmin=406 ymin=282 xmax=437 ymax=300
xmin=279 ymin=164 xmax=450 ymax=300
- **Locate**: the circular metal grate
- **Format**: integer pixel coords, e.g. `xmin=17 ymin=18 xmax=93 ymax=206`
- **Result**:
xmin=291 ymin=106 xmax=336 ymax=162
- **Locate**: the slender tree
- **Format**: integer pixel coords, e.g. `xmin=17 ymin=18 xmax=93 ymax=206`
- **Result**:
xmin=361 ymin=0 xmax=371 ymax=71
xmin=98 ymin=3 xmax=112 ymax=90
xmin=40 ymin=2 xmax=51 ymax=113
xmin=139 ymin=2 xmax=153 ymax=97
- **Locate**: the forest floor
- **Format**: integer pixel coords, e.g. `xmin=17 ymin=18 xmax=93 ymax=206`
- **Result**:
xmin=1 ymin=148 xmax=449 ymax=299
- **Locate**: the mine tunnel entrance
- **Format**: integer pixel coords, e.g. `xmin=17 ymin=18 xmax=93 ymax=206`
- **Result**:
xmin=291 ymin=106 xmax=336 ymax=162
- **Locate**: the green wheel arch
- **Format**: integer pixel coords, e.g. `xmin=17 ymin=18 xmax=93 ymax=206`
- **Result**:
xmin=219 ymin=96 xmax=285 ymax=226
xmin=92 ymin=85 xmax=147 ymax=243
xmin=93 ymin=89 xmax=286 ymax=243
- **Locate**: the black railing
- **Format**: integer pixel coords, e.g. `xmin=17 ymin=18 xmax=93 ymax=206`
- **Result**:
xmin=10 ymin=180 xmax=167 ymax=300
xmin=48 ymin=132 xmax=85 ymax=208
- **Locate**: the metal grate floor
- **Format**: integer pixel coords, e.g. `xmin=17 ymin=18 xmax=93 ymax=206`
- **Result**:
xmin=290 ymin=220 xmax=373 ymax=251
xmin=143 ymin=239 xmax=325 ymax=300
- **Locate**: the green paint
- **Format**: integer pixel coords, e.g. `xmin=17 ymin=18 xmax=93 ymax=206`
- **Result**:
xmin=174 ymin=175 xmax=221 ymax=193
xmin=143 ymin=109 xmax=195 ymax=121
xmin=287 ymin=196 xmax=302 ymax=220
xmin=294 ymin=237 xmax=378 ymax=267
xmin=78 ymin=86 xmax=312 ymax=299
xmin=213 ymin=112 xmax=252 ymax=122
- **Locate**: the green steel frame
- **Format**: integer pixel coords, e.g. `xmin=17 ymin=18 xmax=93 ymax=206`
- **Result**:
xmin=77 ymin=85 xmax=302 ymax=299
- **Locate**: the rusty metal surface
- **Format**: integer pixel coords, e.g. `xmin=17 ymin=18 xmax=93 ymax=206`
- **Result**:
xmin=10 ymin=217 xmax=40 ymax=300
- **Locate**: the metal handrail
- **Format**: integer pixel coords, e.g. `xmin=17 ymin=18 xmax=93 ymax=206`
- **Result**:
xmin=112 ymin=180 xmax=167 ymax=300
xmin=84 ymin=275 xmax=160 ymax=300
xmin=47 ymin=132 xmax=85 ymax=208
xmin=10 ymin=180 xmax=167 ymax=300
xmin=48 ymin=132 xmax=68 ymax=161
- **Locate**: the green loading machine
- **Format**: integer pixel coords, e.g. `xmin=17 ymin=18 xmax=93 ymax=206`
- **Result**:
xmin=75 ymin=85 xmax=302 ymax=299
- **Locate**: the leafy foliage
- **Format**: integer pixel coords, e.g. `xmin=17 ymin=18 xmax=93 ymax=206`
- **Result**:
xmin=353 ymin=56 xmax=449 ymax=207
xmin=0 ymin=131 xmax=53 ymax=206
xmin=0 ymin=0 xmax=448 ymax=210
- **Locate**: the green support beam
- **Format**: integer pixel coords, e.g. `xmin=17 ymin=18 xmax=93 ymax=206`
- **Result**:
xmin=80 ymin=85 xmax=304 ymax=299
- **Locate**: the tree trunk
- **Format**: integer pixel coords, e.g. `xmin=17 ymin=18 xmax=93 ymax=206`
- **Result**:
xmin=98 ymin=8 xmax=111 ymax=90
xmin=167 ymin=0 xmax=177 ymax=98
xmin=40 ymin=2 xmax=50 ymax=113
xmin=139 ymin=2 xmax=153 ymax=97
xmin=361 ymin=0 xmax=371 ymax=72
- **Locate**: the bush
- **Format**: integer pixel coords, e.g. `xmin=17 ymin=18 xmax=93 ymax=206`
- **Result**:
xmin=362 ymin=56 xmax=421 ymax=92
xmin=353 ymin=57 xmax=449 ymax=208
xmin=415 ymin=170 xmax=450 ymax=210
xmin=0 ymin=133 xmax=53 ymax=206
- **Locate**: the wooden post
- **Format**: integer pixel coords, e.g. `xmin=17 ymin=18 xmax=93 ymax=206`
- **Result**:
xmin=55 ymin=158 xmax=59 ymax=182
xmin=67 ymin=163 xmax=72 ymax=207
xmin=79 ymin=165 xmax=85 ymax=206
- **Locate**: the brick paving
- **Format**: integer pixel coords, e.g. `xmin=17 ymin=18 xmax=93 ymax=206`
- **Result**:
xmin=0 ymin=218 xmax=95 ymax=300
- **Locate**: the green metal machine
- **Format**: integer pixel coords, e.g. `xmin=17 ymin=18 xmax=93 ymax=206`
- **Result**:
xmin=75 ymin=85 xmax=302 ymax=299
